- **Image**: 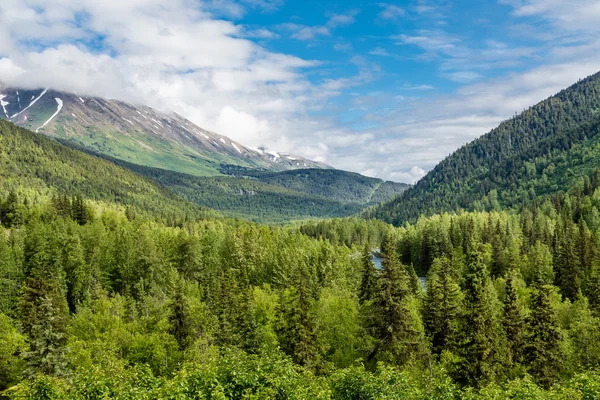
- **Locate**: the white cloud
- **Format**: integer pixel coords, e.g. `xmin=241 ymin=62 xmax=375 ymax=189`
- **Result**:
xmin=327 ymin=11 xmax=359 ymax=28
xmin=402 ymin=83 xmax=434 ymax=90
xmin=444 ymin=71 xmax=482 ymax=83
xmin=378 ymin=4 xmax=405 ymax=20
xmin=241 ymin=0 xmax=286 ymax=13
xmin=0 ymin=0 xmax=344 ymax=166
xmin=369 ymin=47 xmax=391 ymax=56
xmin=291 ymin=26 xmax=330 ymax=41
xmin=285 ymin=11 xmax=358 ymax=41
xmin=245 ymin=28 xmax=279 ymax=39
xmin=506 ymin=0 xmax=600 ymax=33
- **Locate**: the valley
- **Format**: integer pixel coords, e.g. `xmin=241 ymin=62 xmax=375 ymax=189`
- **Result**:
xmin=2 ymin=46 xmax=600 ymax=400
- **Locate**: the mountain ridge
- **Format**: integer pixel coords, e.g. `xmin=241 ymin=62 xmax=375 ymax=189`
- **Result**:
xmin=59 ymin=140 xmax=409 ymax=223
xmin=367 ymin=71 xmax=600 ymax=225
xmin=0 ymin=85 xmax=330 ymax=177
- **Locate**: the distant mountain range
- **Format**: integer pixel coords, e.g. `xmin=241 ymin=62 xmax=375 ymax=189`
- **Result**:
xmin=64 ymin=142 xmax=408 ymax=223
xmin=0 ymin=86 xmax=329 ymax=177
xmin=0 ymin=84 xmax=409 ymax=223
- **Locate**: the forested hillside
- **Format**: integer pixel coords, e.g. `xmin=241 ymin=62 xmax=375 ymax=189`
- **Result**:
xmin=0 ymin=119 xmax=214 ymax=222
xmin=368 ymin=71 xmax=600 ymax=225
xmin=61 ymin=144 xmax=407 ymax=223
xmin=108 ymin=162 xmax=365 ymax=223
xmin=234 ymin=168 xmax=408 ymax=204
xmin=2 ymin=154 xmax=600 ymax=397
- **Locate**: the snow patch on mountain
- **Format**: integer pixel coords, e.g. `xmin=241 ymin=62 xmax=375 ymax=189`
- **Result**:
xmin=0 ymin=94 xmax=9 ymax=117
xmin=231 ymin=143 xmax=242 ymax=154
xmin=36 ymin=98 xmax=63 ymax=132
xmin=12 ymin=89 xmax=47 ymax=119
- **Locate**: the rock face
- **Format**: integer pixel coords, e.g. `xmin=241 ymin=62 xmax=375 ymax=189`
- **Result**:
xmin=0 ymin=86 xmax=330 ymax=176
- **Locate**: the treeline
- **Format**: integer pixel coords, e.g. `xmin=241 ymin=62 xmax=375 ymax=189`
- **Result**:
xmin=368 ymin=71 xmax=600 ymax=225
xmin=2 ymin=178 xmax=600 ymax=398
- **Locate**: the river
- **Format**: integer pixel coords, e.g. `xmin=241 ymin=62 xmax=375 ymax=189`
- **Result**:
xmin=371 ymin=252 xmax=426 ymax=289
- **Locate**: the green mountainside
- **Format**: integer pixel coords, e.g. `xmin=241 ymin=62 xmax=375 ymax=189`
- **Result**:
xmin=4 ymin=73 xmax=600 ymax=398
xmin=367 ymin=71 xmax=600 ymax=225
xmin=0 ymin=87 xmax=330 ymax=177
xmin=63 ymin=144 xmax=408 ymax=223
xmin=3 ymin=125 xmax=600 ymax=397
xmin=0 ymin=119 xmax=212 ymax=221
xmin=228 ymin=168 xmax=409 ymax=204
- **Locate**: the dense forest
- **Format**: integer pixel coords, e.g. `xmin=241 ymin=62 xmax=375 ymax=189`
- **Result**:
xmin=368 ymin=71 xmax=600 ymax=225
xmin=3 ymin=158 xmax=600 ymax=397
xmin=3 ymin=75 xmax=600 ymax=398
xmin=0 ymin=119 xmax=216 ymax=224
xmin=221 ymin=167 xmax=408 ymax=205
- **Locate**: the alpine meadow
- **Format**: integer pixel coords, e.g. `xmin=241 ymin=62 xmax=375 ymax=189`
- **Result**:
xmin=1 ymin=1 xmax=600 ymax=399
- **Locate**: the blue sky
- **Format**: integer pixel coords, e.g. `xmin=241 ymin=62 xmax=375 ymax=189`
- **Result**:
xmin=1 ymin=0 xmax=600 ymax=181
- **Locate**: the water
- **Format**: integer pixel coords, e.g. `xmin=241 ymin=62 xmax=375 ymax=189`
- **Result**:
xmin=372 ymin=252 xmax=426 ymax=290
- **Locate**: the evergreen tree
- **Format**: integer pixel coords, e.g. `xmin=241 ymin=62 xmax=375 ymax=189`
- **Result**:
xmin=504 ymin=269 xmax=527 ymax=371
xmin=568 ymin=293 xmax=600 ymax=370
xmin=0 ymin=191 xmax=23 ymax=228
xmin=423 ymin=257 xmax=463 ymax=355
xmin=20 ymin=279 xmax=69 ymax=377
xmin=277 ymin=270 xmax=322 ymax=370
xmin=169 ymin=279 xmax=191 ymax=350
xmin=586 ymin=261 xmax=600 ymax=315
xmin=554 ymin=220 xmax=581 ymax=300
xmin=526 ymin=284 xmax=564 ymax=387
xmin=359 ymin=244 xmax=378 ymax=305
xmin=374 ymin=237 xmax=426 ymax=366
xmin=455 ymin=249 xmax=506 ymax=386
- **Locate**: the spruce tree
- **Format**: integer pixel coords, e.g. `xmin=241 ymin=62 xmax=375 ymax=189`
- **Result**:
xmin=0 ymin=192 xmax=22 ymax=228
xmin=169 ymin=279 xmax=191 ymax=350
xmin=554 ymin=220 xmax=581 ymax=300
xmin=359 ymin=243 xmax=379 ymax=305
xmin=374 ymin=236 xmax=426 ymax=366
xmin=526 ymin=284 xmax=563 ymax=387
xmin=20 ymin=279 xmax=69 ymax=377
xmin=456 ymin=249 xmax=506 ymax=386
xmin=277 ymin=269 xmax=322 ymax=370
xmin=503 ymin=269 xmax=527 ymax=371
xmin=424 ymin=257 xmax=463 ymax=355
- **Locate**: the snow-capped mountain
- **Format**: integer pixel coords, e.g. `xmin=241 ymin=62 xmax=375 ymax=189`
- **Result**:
xmin=0 ymin=86 xmax=330 ymax=176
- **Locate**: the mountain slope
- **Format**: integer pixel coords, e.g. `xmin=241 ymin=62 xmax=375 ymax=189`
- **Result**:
xmin=0 ymin=119 xmax=213 ymax=220
xmin=0 ymin=86 xmax=329 ymax=177
xmin=225 ymin=168 xmax=409 ymax=204
xmin=61 ymin=143 xmax=408 ymax=223
xmin=367 ymin=71 xmax=600 ymax=225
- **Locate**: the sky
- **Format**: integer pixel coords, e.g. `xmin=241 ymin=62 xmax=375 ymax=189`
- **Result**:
xmin=0 ymin=0 xmax=600 ymax=182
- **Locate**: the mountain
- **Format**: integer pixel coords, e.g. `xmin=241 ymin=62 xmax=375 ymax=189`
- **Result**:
xmin=224 ymin=168 xmax=409 ymax=205
xmin=62 ymin=143 xmax=408 ymax=223
xmin=0 ymin=86 xmax=329 ymax=177
xmin=0 ymin=85 xmax=410 ymax=223
xmin=367 ymin=71 xmax=600 ymax=226
xmin=0 ymin=119 xmax=214 ymax=221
